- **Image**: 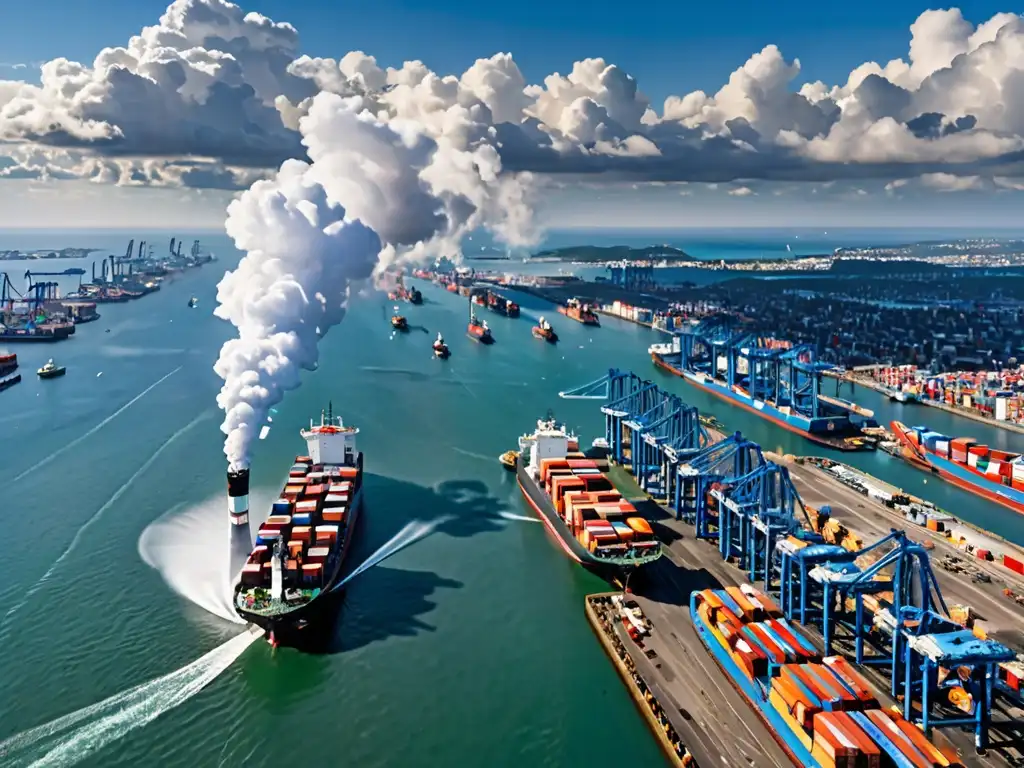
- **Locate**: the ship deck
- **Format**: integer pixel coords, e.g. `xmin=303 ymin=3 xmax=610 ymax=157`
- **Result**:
xmin=596 ymin=457 xmax=1024 ymax=767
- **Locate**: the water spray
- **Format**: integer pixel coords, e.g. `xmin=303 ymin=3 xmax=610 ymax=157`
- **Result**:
xmin=332 ymin=516 xmax=452 ymax=593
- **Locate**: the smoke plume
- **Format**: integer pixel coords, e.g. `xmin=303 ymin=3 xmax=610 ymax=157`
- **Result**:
xmin=213 ymin=159 xmax=381 ymax=470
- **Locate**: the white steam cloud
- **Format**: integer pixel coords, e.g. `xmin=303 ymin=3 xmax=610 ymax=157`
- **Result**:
xmin=213 ymin=160 xmax=380 ymax=470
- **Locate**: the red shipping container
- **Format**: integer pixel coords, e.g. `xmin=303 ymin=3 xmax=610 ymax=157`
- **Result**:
xmin=976 ymin=549 xmax=991 ymax=561
xmin=1003 ymin=554 xmax=1024 ymax=575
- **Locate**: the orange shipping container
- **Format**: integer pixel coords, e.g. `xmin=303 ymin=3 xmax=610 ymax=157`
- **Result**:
xmin=322 ymin=509 xmax=345 ymax=523
xmin=626 ymin=517 xmax=653 ymax=535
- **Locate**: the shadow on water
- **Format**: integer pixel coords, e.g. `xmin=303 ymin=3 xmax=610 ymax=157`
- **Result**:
xmin=282 ymin=474 xmax=508 ymax=655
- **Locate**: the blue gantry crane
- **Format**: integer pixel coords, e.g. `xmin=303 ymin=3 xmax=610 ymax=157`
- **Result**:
xmin=559 ymin=369 xmax=707 ymax=494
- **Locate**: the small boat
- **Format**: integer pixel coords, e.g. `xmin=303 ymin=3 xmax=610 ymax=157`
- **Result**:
xmin=467 ymin=296 xmax=493 ymax=343
xmin=0 ymin=373 xmax=21 ymax=392
xmin=432 ymin=332 xmax=450 ymax=359
xmin=391 ymin=313 xmax=408 ymax=332
xmin=499 ymin=450 xmax=519 ymax=471
xmin=188 ymin=297 xmax=198 ymax=308
xmin=531 ymin=316 xmax=558 ymax=343
xmin=409 ymin=286 xmax=423 ymax=305
xmin=37 ymin=359 xmax=66 ymax=379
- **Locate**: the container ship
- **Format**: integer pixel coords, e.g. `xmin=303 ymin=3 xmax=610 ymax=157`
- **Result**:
xmin=234 ymin=404 xmax=364 ymax=636
xmin=558 ymin=298 xmax=600 ymax=326
xmin=890 ymin=421 xmax=1024 ymax=514
xmin=691 ymin=585 xmax=962 ymax=767
xmin=650 ymin=340 xmax=876 ymax=452
xmin=486 ymin=290 xmax=520 ymax=318
xmin=516 ymin=415 xmax=662 ymax=579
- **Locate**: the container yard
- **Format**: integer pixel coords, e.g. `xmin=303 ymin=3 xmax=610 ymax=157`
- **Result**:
xmin=0 ymin=237 xmax=211 ymax=344
xmin=560 ymin=369 xmax=1024 ymax=767
xmin=838 ymin=366 xmax=1024 ymax=434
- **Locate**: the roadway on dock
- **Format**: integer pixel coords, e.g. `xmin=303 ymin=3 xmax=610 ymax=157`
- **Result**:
xmin=618 ymin=460 xmax=1024 ymax=768
xmin=784 ymin=459 xmax=1024 ymax=636
xmin=614 ymin=570 xmax=795 ymax=768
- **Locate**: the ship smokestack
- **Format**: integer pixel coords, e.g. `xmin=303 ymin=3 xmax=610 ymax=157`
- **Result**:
xmin=227 ymin=468 xmax=253 ymax=580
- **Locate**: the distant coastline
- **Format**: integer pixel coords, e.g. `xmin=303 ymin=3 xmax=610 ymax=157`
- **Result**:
xmin=0 ymin=247 xmax=102 ymax=261
xmin=530 ymin=245 xmax=691 ymax=263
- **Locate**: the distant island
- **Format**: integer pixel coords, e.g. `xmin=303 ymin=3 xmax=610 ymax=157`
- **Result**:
xmin=531 ymin=245 xmax=691 ymax=263
xmin=0 ymin=247 xmax=102 ymax=261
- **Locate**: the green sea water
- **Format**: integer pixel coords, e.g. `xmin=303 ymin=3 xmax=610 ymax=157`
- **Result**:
xmin=0 ymin=239 xmax=1020 ymax=767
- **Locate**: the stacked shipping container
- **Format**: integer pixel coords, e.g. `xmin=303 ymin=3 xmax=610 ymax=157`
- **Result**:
xmin=538 ymin=457 xmax=659 ymax=556
xmin=692 ymin=586 xmax=963 ymax=768
xmin=238 ymin=455 xmax=358 ymax=593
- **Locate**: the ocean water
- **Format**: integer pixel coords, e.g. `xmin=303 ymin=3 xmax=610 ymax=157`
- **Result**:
xmin=0 ymin=228 xmax=1021 ymax=767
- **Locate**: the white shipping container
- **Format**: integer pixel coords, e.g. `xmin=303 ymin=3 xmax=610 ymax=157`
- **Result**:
xmin=935 ymin=440 xmax=950 ymax=456
xmin=986 ymin=461 xmax=1003 ymax=477
xmin=968 ymin=453 xmax=980 ymax=468
xmin=996 ymin=397 xmax=1009 ymax=421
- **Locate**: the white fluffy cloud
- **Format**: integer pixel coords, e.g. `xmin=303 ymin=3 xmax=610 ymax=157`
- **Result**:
xmin=1 ymin=1 xmax=1023 ymax=201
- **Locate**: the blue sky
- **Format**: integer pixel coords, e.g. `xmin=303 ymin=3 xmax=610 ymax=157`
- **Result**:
xmin=1 ymin=0 xmax=1010 ymax=104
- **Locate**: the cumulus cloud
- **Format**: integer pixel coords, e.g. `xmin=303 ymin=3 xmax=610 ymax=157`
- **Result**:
xmin=727 ymin=185 xmax=755 ymax=196
xmin=1 ymin=1 xmax=1024 ymax=203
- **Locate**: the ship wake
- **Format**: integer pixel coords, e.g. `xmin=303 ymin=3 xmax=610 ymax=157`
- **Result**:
xmin=0 ymin=629 xmax=257 ymax=768
xmin=332 ymin=516 xmax=453 ymax=592
xmin=138 ymin=497 xmax=246 ymax=625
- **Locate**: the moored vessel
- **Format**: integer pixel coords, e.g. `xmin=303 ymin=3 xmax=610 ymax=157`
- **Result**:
xmin=691 ymin=586 xmax=963 ymax=767
xmin=890 ymin=421 xmax=1024 ymax=514
xmin=516 ymin=415 xmax=662 ymax=580
xmin=0 ymin=352 xmax=16 ymax=378
xmin=650 ymin=341 xmax=877 ymax=452
xmin=558 ymin=298 xmax=600 ymax=326
xmin=531 ymin=316 xmax=558 ymax=343
xmin=234 ymin=404 xmax=364 ymax=636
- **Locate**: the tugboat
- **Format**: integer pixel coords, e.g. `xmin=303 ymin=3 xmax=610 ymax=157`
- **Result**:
xmin=532 ymin=316 xmax=558 ymax=343
xmin=37 ymin=359 xmax=66 ymax=379
xmin=234 ymin=403 xmax=364 ymax=638
xmin=391 ymin=310 xmax=409 ymax=332
xmin=499 ymin=450 xmax=518 ymax=471
xmin=188 ymin=296 xmax=198 ymax=308
xmin=467 ymin=296 xmax=493 ymax=344
xmin=433 ymin=332 xmax=450 ymax=359
xmin=409 ymin=285 xmax=423 ymax=305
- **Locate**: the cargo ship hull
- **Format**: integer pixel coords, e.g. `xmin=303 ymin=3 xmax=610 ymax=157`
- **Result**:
xmin=558 ymin=306 xmax=599 ymax=325
xmin=690 ymin=604 xmax=815 ymax=765
xmin=516 ymin=461 xmax=627 ymax=581
xmin=653 ymin=352 xmax=870 ymax=452
xmin=890 ymin=421 xmax=1024 ymax=514
xmin=236 ymin=485 xmax=364 ymax=634
xmin=0 ymin=328 xmax=72 ymax=342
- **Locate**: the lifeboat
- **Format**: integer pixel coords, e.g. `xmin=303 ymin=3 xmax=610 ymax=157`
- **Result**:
xmin=498 ymin=450 xmax=518 ymax=470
